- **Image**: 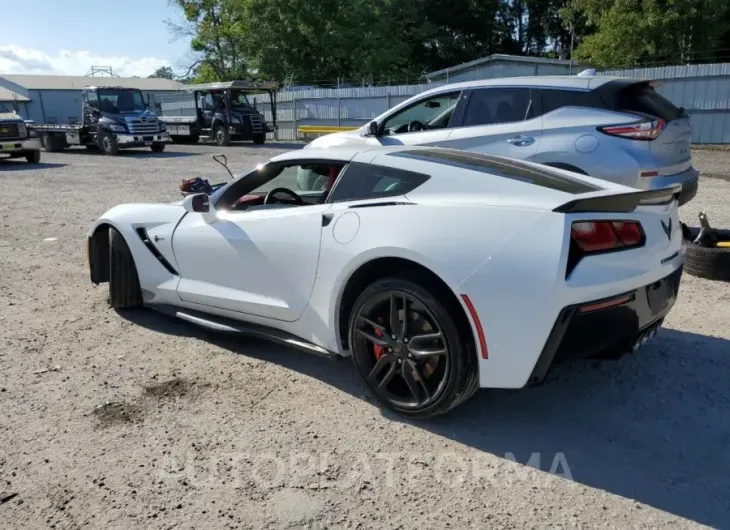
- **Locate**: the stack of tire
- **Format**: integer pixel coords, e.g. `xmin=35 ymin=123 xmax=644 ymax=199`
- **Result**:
xmin=682 ymin=218 xmax=730 ymax=282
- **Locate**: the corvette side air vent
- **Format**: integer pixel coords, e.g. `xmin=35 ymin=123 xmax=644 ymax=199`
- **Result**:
xmin=135 ymin=228 xmax=179 ymax=276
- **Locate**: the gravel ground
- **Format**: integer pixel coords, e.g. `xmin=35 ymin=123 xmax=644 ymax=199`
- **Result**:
xmin=1 ymin=143 xmax=729 ymax=529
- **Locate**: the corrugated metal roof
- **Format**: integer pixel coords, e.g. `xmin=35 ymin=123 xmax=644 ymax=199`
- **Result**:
xmin=426 ymin=54 xmax=578 ymax=79
xmin=599 ymin=62 xmax=730 ymax=80
xmin=0 ymin=85 xmax=29 ymax=102
xmin=276 ymin=83 xmax=442 ymax=102
xmin=186 ymin=80 xmax=278 ymax=91
xmin=0 ymin=74 xmax=184 ymax=91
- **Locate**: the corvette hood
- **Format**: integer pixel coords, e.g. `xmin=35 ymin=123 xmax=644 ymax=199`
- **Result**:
xmin=305 ymin=127 xmax=367 ymax=148
xmin=89 ymin=203 xmax=186 ymax=237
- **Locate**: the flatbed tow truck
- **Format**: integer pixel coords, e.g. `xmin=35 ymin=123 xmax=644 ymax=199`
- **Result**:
xmin=32 ymin=86 xmax=171 ymax=156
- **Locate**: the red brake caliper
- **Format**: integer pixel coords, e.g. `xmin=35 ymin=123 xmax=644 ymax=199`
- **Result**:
xmin=373 ymin=318 xmax=385 ymax=360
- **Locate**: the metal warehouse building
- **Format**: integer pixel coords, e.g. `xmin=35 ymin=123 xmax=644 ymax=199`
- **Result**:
xmin=0 ymin=85 xmax=30 ymax=113
xmin=425 ymin=54 xmax=585 ymax=83
xmin=0 ymin=75 xmax=184 ymax=124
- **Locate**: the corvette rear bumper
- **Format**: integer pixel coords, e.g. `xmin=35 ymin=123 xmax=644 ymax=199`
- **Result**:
xmin=528 ymin=266 xmax=683 ymax=384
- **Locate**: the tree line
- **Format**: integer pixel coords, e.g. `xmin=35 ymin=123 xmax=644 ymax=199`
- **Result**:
xmin=149 ymin=0 xmax=730 ymax=84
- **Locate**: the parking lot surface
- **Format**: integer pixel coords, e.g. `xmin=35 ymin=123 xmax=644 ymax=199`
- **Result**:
xmin=1 ymin=144 xmax=729 ymax=529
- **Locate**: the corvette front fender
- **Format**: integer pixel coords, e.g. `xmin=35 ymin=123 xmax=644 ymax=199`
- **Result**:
xmin=86 ymin=203 xmax=186 ymax=291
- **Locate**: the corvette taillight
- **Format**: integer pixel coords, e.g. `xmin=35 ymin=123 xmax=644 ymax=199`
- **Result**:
xmin=567 ymin=221 xmax=645 ymax=278
xmin=571 ymin=221 xmax=644 ymax=252
xmin=598 ymin=118 xmax=666 ymax=140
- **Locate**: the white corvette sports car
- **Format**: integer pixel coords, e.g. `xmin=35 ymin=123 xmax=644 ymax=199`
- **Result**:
xmin=87 ymin=146 xmax=684 ymax=418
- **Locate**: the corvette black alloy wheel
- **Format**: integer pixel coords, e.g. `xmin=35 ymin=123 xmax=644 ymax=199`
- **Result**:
xmin=350 ymin=284 xmax=455 ymax=414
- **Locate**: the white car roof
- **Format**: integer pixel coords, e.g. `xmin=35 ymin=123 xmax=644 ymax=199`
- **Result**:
xmin=271 ymin=145 xmax=628 ymax=192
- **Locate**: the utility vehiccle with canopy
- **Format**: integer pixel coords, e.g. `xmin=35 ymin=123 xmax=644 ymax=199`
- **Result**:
xmin=158 ymin=81 xmax=277 ymax=146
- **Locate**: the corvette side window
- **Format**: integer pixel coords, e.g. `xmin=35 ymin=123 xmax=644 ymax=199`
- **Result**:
xmin=328 ymin=162 xmax=430 ymax=203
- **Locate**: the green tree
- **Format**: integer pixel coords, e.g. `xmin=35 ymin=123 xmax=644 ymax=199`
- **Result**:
xmin=565 ymin=0 xmax=730 ymax=68
xmin=168 ymin=0 xmax=249 ymax=81
xmin=234 ymin=0 xmax=413 ymax=83
xmin=148 ymin=66 xmax=176 ymax=79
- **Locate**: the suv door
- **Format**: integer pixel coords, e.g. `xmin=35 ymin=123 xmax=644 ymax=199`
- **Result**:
xmin=446 ymin=87 xmax=542 ymax=160
xmin=372 ymin=91 xmax=466 ymax=148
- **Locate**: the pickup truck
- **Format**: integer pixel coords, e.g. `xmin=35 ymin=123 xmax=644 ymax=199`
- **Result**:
xmin=158 ymin=80 xmax=277 ymax=146
xmin=32 ymin=86 xmax=171 ymax=156
xmin=0 ymin=102 xmax=42 ymax=163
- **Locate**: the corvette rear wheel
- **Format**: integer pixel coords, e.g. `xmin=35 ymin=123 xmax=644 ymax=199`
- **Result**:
xmin=348 ymin=275 xmax=478 ymax=419
xmin=108 ymin=228 xmax=142 ymax=309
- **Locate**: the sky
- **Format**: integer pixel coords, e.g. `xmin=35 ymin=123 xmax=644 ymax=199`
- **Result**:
xmin=0 ymin=0 xmax=194 ymax=77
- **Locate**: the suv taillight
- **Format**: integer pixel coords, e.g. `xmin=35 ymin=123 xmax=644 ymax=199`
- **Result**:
xmin=567 ymin=221 xmax=645 ymax=277
xmin=598 ymin=118 xmax=666 ymax=141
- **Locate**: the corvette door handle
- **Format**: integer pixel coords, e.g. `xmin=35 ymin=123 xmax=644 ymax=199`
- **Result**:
xmin=322 ymin=213 xmax=334 ymax=227
xmin=506 ymin=136 xmax=535 ymax=147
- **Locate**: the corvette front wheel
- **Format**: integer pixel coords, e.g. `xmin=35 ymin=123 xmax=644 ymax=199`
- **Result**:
xmin=108 ymin=228 xmax=142 ymax=309
xmin=348 ymin=275 xmax=478 ymax=419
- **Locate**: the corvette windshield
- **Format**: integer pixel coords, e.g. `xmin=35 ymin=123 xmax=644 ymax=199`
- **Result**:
xmin=209 ymin=163 xmax=261 ymax=203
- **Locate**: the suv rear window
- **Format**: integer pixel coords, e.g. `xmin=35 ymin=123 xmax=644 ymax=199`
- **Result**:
xmin=616 ymin=83 xmax=682 ymax=122
xmin=538 ymin=89 xmax=606 ymax=115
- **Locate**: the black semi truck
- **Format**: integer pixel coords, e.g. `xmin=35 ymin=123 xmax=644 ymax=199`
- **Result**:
xmin=158 ymin=80 xmax=277 ymax=146
xmin=32 ymin=86 xmax=171 ymax=156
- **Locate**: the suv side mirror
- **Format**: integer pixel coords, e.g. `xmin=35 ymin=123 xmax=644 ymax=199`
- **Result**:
xmin=183 ymin=193 xmax=210 ymax=213
xmin=368 ymin=120 xmax=379 ymax=137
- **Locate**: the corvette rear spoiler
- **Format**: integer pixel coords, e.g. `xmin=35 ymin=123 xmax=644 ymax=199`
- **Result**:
xmin=553 ymin=184 xmax=682 ymax=214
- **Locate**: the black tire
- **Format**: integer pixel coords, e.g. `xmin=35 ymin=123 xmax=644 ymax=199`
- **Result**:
xmin=25 ymin=150 xmax=41 ymax=163
xmin=214 ymin=125 xmax=231 ymax=146
xmin=98 ymin=130 xmax=120 ymax=156
xmin=347 ymin=273 xmax=478 ymax=419
xmin=683 ymin=226 xmax=730 ymax=281
xmin=108 ymin=228 xmax=143 ymax=309
xmin=42 ymin=133 xmax=65 ymax=152
xmin=150 ymin=142 xmax=166 ymax=153
xmin=252 ymin=133 xmax=266 ymax=145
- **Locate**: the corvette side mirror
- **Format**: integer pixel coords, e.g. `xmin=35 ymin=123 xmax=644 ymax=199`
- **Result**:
xmin=183 ymin=193 xmax=210 ymax=213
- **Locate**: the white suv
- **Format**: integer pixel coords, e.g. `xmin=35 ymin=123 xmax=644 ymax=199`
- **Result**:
xmin=306 ymin=75 xmax=698 ymax=205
